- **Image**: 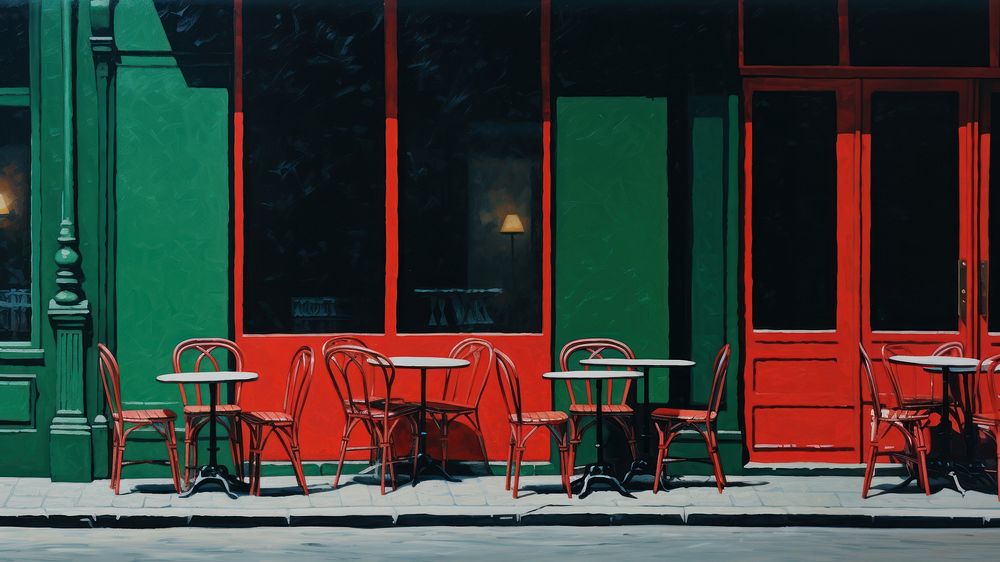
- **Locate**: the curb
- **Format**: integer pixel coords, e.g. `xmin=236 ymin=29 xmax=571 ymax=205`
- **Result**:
xmin=0 ymin=507 xmax=997 ymax=529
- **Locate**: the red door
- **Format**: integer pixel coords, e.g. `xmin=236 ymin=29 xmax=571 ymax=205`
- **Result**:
xmin=743 ymin=78 xmax=863 ymax=462
xmin=860 ymin=79 xmax=976 ymax=424
xmin=978 ymin=82 xmax=1000 ymax=362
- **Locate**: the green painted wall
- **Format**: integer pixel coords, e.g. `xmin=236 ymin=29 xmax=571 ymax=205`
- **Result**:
xmin=554 ymin=97 xmax=671 ymax=465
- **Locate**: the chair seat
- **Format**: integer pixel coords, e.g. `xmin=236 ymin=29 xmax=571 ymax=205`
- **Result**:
xmin=569 ymin=403 xmax=633 ymax=415
xmin=973 ymin=413 xmax=1000 ymax=426
xmin=183 ymin=404 xmax=241 ymax=416
xmin=242 ymin=410 xmax=293 ymax=425
xmin=425 ymin=399 xmax=475 ymax=414
xmin=350 ymin=403 xmax=420 ymax=419
xmin=511 ymin=411 xmax=569 ymax=425
xmin=118 ymin=409 xmax=177 ymax=423
xmin=900 ymin=396 xmax=941 ymax=410
xmin=878 ymin=408 xmax=929 ymax=422
xmin=651 ymin=407 xmax=715 ymax=422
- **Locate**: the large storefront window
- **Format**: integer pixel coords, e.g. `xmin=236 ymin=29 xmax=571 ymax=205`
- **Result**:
xmin=0 ymin=0 xmax=31 ymax=344
xmin=242 ymin=0 xmax=386 ymax=334
xmin=396 ymin=0 xmax=542 ymax=333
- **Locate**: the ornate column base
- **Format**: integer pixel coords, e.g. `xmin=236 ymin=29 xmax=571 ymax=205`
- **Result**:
xmin=48 ymin=302 xmax=93 ymax=482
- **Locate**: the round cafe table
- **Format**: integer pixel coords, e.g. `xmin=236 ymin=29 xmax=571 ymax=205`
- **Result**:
xmin=543 ymin=369 xmax=643 ymax=499
xmin=368 ymin=356 xmax=470 ymax=485
xmin=887 ymin=355 xmax=982 ymax=494
xmin=156 ymin=371 xmax=258 ymax=498
xmin=579 ymin=358 xmax=695 ymax=486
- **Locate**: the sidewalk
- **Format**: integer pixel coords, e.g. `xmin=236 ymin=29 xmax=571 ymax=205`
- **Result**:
xmin=1 ymin=473 xmax=998 ymax=528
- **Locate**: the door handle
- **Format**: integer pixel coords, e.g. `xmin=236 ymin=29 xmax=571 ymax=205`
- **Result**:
xmin=980 ymin=261 xmax=989 ymax=318
xmin=958 ymin=259 xmax=968 ymax=322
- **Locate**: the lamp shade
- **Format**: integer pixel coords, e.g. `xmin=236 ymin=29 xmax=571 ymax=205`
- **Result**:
xmin=0 ymin=192 xmax=9 ymax=216
xmin=500 ymin=213 xmax=525 ymax=234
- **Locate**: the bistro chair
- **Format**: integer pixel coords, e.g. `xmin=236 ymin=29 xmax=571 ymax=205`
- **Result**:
xmin=425 ymin=338 xmax=495 ymax=473
xmin=321 ymin=336 xmax=369 ymax=358
xmin=559 ymin=338 xmax=638 ymax=470
xmin=325 ymin=345 xmax=420 ymax=495
xmin=650 ymin=344 xmax=730 ymax=494
xmin=494 ymin=349 xmax=573 ymax=498
xmin=172 ymin=338 xmax=247 ymax=487
xmin=241 ymin=346 xmax=315 ymax=496
xmin=974 ymin=354 xmax=1000 ymax=501
xmin=881 ymin=342 xmax=964 ymax=415
xmin=859 ymin=344 xmax=931 ymax=497
xmin=98 ymin=343 xmax=182 ymax=495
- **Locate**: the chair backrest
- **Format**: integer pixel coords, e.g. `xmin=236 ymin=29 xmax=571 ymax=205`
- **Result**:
xmin=558 ymin=338 xmax=636 ymax=406
xmin=321 ymin=336 xmax=368 ymax=360
xmin=879 ymin=343 xmax=909 ymax=408
xmin=97 ymin=343 xmax=124 ymax=436
xmin=172 ymin=338 xmax=246 ymax=406
xmin=494 ymin=349 xmax=523 ymax=424
xmin=932 ymin=341 xmax=964 ymax=357
xmin=706 ymin=344 xmax=731 ymax=421
xmin=441 ymin=338 xmax=495 ymax=409
xmin=282 ymin=346 xmax=315 ymax=424
xmin=860 ymin=344 xmax=883 ymax=415
xmin=978 ymin=354 xmax=1000 ymax=417
xmin=324 ymin=345 xmax=396 ymax=421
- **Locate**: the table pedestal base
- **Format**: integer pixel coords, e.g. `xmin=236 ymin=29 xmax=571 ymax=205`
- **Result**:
xmin=571 ymin=464 xmax=635 ymax=499
xmin=411 ymin=453 xmax=459 ymax=485
xmin=181 ymin=465 xmax=248 ymax=499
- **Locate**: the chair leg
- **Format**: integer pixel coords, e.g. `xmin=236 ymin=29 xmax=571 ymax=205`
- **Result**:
xmin=504 ymin=436 xmax=514 ymax=491
xmin=512 ymin=446 xmax=525 ymax=499
xmin=558 ymin=441 xmax=572 ymax=498
xmin=470 ymin=413 xmax=492 ymax=475
xmin=164 ymin=423 xmax=182 ymax=494
xmin=230 ymin=419 xmax=245 ymax=481
xmin=333 ymin=428 xmax=351 ymax=490
xmin=652 ymin=428 xmax=668 ymax=495
xmin=112 ymin=445 xmax=124 ymax=495
xmin=290 ymin=442 xmax=308 ymax=496
xmin=861 ymin=441 xmax=878 ymax=499
xmin=379 ymin=443 xmax=390 ymax=496
xmin=707 ymin=432 xmax=726 ymax=494
xmin=912 ymin=423 xmax=931 ymax=496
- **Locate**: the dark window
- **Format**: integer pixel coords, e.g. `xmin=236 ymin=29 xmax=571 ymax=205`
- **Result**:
xmin=243 ymin=0 xmax=385 ymax=334
xmin=744 ymin=0 xmax=839 ymax=66
xmin=0 ymin=106 xmax=31 ymax=342
xmin=870 ymin=92 xmax=958 ymax=331
xmin=989 ymin=95 xmax=1000 ymax=332
xmin=849 ymin=0 xmax=989 ymax=67
xmin=154 ymin=0 xmax=233 ymax=55
xmin=397 ymin=0 xmax=542 ymax=333
xmin=0 ymin=0 xmax=29 ymax=88
xmin=751 ymin=91 xmax=838 ymax=330
xmin=553 ymin=0 xmax=735 ymax=97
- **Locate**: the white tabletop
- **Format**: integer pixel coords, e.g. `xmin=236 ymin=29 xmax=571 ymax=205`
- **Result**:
xmin=579 ymin=358 xmax=695 ymax=368
xmin=156 ymin=371 xmax=259 ymax=384
xmin=367 ymin=356 xmax=470 ymax=369
xmin=887 ymin=355 xmax=981 ymax=373
xmin=543 ymin=370 xmax=644 ymax=380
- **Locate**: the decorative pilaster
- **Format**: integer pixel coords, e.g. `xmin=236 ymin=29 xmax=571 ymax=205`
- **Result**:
xmin=47 ymin=0 xmax=92 ymax=482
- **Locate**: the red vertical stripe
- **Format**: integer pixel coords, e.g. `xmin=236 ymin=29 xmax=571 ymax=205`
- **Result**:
xmin=541 ymin=0 xmax=552 ymax=342
xmin=233 ymin=0 xmax=245 ymax=337
xmin=385 ymin=0 xmax=399 ymax=335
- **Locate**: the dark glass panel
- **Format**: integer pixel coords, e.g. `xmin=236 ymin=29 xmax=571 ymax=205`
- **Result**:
xmin=850 ymin=0 xmax=989 ymax=67
xmin=989 ymin=95 xmax=1000 ymax=332
xmin=0 ymin=106 xmax=31 ymax=341
xmin=744 ymin=0 xmax=839 ymax=65
xmin=752 ymin=91 xmax=837 ymax=330
xmin=553 ymin=0 xmax=735 ymax=97
xmin=154 ymin=0 xmax=233 ymax=54
xmin=243 ymin=0 xmax=385 ymax=334
xmin=0 ymin=0 xmax=29 ymax=88
xmin=397 ymin=0 xmax=542 ymax=333
xmin=870 ymin=92 xmax=958 ymax=331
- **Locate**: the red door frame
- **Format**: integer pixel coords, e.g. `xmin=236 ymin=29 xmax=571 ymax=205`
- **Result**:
xmin=743 ymin=78 xmax=863 ymax=463
xmin=979 ymin=82 xmax=1000 ymax=363
xmin=231 ymin=0 xmax=555 ymax=463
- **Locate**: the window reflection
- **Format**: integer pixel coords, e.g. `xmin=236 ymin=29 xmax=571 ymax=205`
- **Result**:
xmin=0 ymin=106 xmax=31 ymax=342
xmin=397 ymin=0 xmax=543 ymax=333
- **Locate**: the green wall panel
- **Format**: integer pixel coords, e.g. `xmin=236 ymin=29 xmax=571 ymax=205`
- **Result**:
xmin=115 ymin=63 xmax=229 ymax=410
xmin=554 ymin=97 xmax=669 ymax=464
xmin=0 ymin=378 xmax=33 ymax=424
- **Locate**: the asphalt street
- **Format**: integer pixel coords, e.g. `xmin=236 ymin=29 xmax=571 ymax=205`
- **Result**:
xmin=0 ymin=525 xmax=999 ymax=562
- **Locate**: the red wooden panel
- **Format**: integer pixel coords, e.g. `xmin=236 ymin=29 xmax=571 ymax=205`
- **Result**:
xmin=752 ymin=358 xmax=847 ymax=399
xmin=751 ymin=406 xmax=858 ymax=452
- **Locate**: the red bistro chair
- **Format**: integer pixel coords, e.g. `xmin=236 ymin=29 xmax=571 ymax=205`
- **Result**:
xmin=860 ymin=344 xmax=931 ymax=497
xmin=325 ymin=345 xmax=420 ymax=495
xmin=98 ymin=344 xmax=182 ymax=494
xmin=974 ymin=354 xmax=1000 ymax=501
xmin=172 ymin=338 xmax=247 ymax=487
xmin=559 ymin=338 xmax=638 ymax=469
xmin=650 ymin=344 xmax=730 ymax=493
xmin=241 ymin=345 xmax=315 ymax=496
xmin=321 ymin=336 xmax=369 ymax=358
xmin=425 ymin=338 xmax=495 ymax=473
xmin=881 ymin=342 xmax=964 ymax=414
xmin=494 ymin=349 xmax=573 ymax=498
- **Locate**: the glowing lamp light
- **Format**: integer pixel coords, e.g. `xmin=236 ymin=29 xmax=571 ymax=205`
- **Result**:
xmin=500 ymin=213 xmax=525 ymax=234
xmin=0 ymin=191 xmax=10 ymax=217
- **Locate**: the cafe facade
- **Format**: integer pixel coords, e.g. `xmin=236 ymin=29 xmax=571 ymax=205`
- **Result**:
xmin=0 ymin=0 xmax=998 ymax=482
